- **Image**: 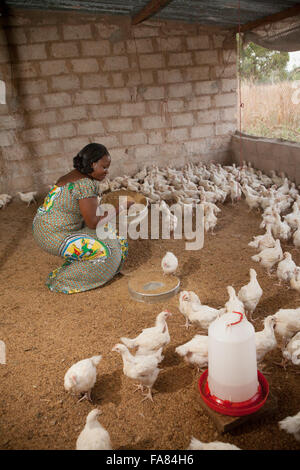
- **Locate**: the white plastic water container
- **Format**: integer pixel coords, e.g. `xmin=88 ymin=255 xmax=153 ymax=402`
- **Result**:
xmin=208 ymin=312 xmax=258 ymax=403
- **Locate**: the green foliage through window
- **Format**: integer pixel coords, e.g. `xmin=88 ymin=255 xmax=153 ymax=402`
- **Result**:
xmin=238 ymin=38 xmax=289 ymax=83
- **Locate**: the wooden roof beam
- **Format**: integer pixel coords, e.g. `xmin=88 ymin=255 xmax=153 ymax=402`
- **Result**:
xmin=131 ymin=0 xmax=173 ymax=25
xmin=237 ymin=3 xmax=300 ymax=33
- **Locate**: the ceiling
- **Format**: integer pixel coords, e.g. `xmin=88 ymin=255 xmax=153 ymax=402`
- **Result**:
xmin=3 ymin=0 xmax=300 ymax=29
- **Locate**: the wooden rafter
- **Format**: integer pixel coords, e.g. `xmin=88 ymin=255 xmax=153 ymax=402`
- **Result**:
xmin=131 ymin=0 xmax=173 ymax=25
xmin=237 ymin=3 xmax=300 ymax=33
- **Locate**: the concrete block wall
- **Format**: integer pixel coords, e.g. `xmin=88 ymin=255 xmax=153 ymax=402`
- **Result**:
xmin=0 ymin=9 xmax=237 ymax=194
xmin=231 ymin=133 xmax=300 ymax=184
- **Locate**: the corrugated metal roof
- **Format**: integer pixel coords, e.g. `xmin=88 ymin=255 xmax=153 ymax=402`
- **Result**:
xmin=3 ymin=0 xmax=300 ymax=28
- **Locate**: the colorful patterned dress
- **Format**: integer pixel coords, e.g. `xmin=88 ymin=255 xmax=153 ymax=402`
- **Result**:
xmin=33 ymin=178 xmax=128 ymax=294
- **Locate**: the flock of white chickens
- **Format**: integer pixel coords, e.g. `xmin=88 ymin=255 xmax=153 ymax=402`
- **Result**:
xmin=60 ymin=161 xmax=300 ymax=450
xmin=2 ymin=161 xmax=300 ymax=449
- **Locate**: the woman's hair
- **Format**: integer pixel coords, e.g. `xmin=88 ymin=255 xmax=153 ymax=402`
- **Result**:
xmin=73 ymin=143 xmax=110 ymax=175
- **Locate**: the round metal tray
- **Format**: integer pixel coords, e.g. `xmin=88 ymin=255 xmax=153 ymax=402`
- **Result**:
xmin=128 ymin=272 xmax=180 ymax=303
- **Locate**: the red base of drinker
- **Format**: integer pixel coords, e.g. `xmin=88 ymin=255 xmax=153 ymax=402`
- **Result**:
xmin=198 ymin=370 xmax=269 ymax=417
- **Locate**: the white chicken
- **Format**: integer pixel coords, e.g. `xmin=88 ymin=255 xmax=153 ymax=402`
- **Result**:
xmin=64 ymin=355 xmax=102 ymax=402
xmin=271 ymin=211 xmax=291 ymax=241
xmin=112 ymin=343 xmax=161 ymax=401
xmin=199 ymin=186 xmax=218 ymax=204
xmin=255 ymin=315 xmax=277 ymax=363
xmin=260 ymin=189 xmax=276 ymax=210
xmin=159 ymin=200 xmax=178 ymax=232
xmin=135 ymin=167 xmax=148 ymax=181
xmin=109 ymin=179 xmax=122 ymax=191
xmin=278 ymin=411 xmax=300 ymax=442
xmin=179 ymin=290 xmax=202 ymax=328
xmin=229 ymin=178 xmax=242 ymax=204
xmin=76 ymin=409 xmax=112 ymax=450
xmin=121 ymin=310 xmax=171 ymax=354
xmin=0 ymin=193 xmax=12 ymax=203
xmin=290 ymin=267 xmax=300 ymax=292
xmin=288 ymin=182 xmax=299 ymax=199
xmin=145 ymin=183 xmax=160 ymax=202
xmin=270 ymin=170 xmax=285 ymax=186
xmin=256 ymin=170 xmax=273 ymax=187
xmin=276 ymin=252 xmax=297 ymax=285
xmin=273 ymin=308 xmax=300 ymax=347
xmin=251 ymin=239 xmax=283 ymax=276
xmin=204 ymin=205 xmax=218 ymax=234
xmin=127 ymin=179 xmax=140 ymax=192
xmin=178 ymin=291 xmax=220 ymax=329
xmin=242 ymin=185 xmax=261 ymax=211
xmin=283 ymin=202 xmax=300 ymax=231
xmin=0 ymin=193 xmax=12 ymax=208
xmin=238 ymin=268 xmax=263 ymax=321
xmin=224 ymin=286 xmax=245 ymax=315
xmin=135 ymin=347 xmax=164 ymax=363
xmin=248 ymin=225 xmax=276 ymax=251
xmin=188 ymin=437 xmax=241 ymax=450
xmin=277 ymin=177 xmax=290 ymax=195
xmin=214 ymin=186 xmax=228 ymax=203
xmin=97 ymin=178 xmax=110 ymax=193
xmin=175 ymin=334 xmax=208 ymax=370
xmin=275 ymin=194 xmax=293 ymax=214
xmin=161 ymin=251 xmax=178 ymax=275
xmin=282 ymin=332 xmax=300 ymax=367
xmin=260 ymin=206 xmax=277 ymax=230
xmin=293 ymin=219 xmax=300 ymax=248
xmin=17 ymin=191 xmax=37 ymax=206
xmin=203 ymin=201 xmax=221 ymax=216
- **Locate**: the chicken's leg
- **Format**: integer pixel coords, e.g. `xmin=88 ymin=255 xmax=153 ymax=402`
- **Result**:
xmin=141 ymin=386 xmax=154 ymax=402
xmin=77 ymin=389 xmax=92 ymax=403
xmin=180 ymin=318 xmax=190 ymax=329
xmin=133 ymin=383 xmax=144 ymax=393
xmin=248 ymin=310 xmax=256 ymax=322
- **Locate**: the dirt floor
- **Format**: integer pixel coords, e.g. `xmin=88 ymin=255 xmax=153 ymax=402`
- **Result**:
xmin=0 ymin=197 xmax=299 ymax=450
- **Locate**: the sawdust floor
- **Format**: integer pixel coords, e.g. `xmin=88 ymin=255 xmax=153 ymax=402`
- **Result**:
xmin=0 ymin=198 xmax=300 ymax=450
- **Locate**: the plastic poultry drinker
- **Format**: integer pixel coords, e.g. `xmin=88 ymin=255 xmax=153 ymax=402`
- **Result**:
xmin=199 ymin=311 xmax=269 ymax=417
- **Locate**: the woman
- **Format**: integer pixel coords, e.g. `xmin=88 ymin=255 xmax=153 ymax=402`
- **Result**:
xmin=33 ymin=143 xmax=132 ymax=294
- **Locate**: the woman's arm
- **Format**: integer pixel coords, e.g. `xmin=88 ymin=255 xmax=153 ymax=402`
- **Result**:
xmin=79 ymin=197 xmax=106 ymax=229
xmin=79 ymin=197 xmax=133 ymax=230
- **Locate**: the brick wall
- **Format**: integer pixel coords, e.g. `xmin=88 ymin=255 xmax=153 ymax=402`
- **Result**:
xmin=231 ymin=133 xmax=300 ymax=184
xmin=0 ymin=9 xmax=237 ymax=194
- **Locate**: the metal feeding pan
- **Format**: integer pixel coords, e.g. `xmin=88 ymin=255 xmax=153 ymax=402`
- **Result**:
xmin=128 ymin=270 xmax=180 ymax=303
